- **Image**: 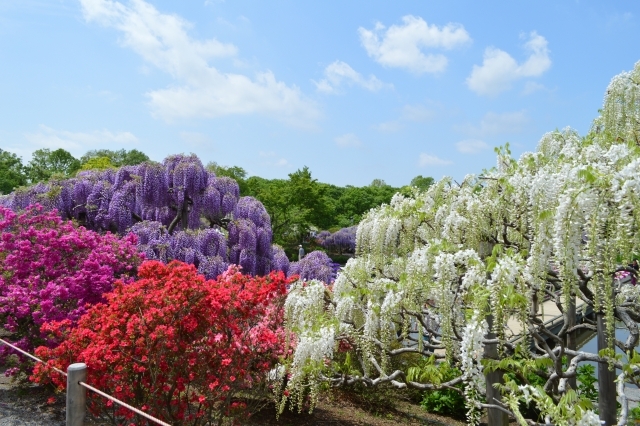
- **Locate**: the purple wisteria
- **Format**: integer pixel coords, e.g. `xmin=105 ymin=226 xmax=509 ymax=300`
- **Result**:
xmin=317 ymin=226 xmax=357 ymax=254
xmin=288 ymin=250 xmax=340 ymax=285
xmin=271 ymin=245 xmax=291 ymax=276
xmin=0 ymin=154 xmax=283 ymax=278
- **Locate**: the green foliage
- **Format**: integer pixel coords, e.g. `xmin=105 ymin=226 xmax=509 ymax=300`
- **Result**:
xmin=0 ymin=149 xmax=27 ymax=194
xmin=80 ymin=148 xmax=149 ymax=167
xmin=409 ymin=358 xmax=465 ymax=418
xmin=629 ymin=406 xmax=640 ymax=422
xmin=331 ymin=183 xmax=399 ymax=228
xmin=239 ymin=166 xmax=429 ymax=251
xmin=79 ymin=156 xmax=115 ymax=171
xmin=26 ymin=148 xmax=80 ymax=183
xmin=484 ymin=348 xmax=550 ymax=387
xmin=421 ymin=389 xmax=465 ymax=418
xmin=244 ymin=175 xmax=308 ymax=246
xmin=576 ymin=364 xmax=598 ymax=404
xmin=410 ymin=175 xmax=435 ymax=191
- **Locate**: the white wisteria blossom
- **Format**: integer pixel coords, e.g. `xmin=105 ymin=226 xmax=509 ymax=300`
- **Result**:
xmin=280 ymin=61 xmax=640 ymax=425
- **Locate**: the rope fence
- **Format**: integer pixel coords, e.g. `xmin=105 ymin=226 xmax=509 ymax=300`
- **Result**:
xmin=0 ymin=337 xmax=171 ymax=426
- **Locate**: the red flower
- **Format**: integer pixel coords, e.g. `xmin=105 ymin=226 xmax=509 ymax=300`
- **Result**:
xmin=31 ymin=261 xmax=295 ymax=425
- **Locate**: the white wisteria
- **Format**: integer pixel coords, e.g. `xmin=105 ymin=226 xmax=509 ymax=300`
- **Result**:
xmin=280 ymin=61 xmax=640 ymax=425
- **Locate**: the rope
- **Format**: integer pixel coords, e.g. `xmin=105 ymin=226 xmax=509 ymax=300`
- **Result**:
xmin=0 ymin=337 xmax=66 ymax=376
xmin=78 ymin=381 xmax=171 ymax=426
xmin=0 ymin=337 xmax=172 ymax=426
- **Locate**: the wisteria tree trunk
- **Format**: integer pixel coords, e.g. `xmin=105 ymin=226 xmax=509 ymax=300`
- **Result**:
xmin=484 ymin=315 xmax=508 ymax=426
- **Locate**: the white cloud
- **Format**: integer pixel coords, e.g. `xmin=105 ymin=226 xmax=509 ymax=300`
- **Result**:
xmin=459 ymin=111 xmax=529 ymax=136
xmin=359 ymin=15 xmax=471 ymax=74
xmin=466 ymin=32 xmax=551 ymax=96
xmin=259 ymin=151 xmax=290 ymax=167
xmin=455 ymin=139 xmax=489 ymax=154
xmin=314 ymin=61 xmax=389 ymax=94
xmin=80 ymin=0 xmax=318 ymax=125
xmin=24 ymin=125 xmax=138 ymax=157
xmin=334 ymin=133 xmax=362 ymax=148
xmin=180 ymin=131 xmax=212 ymax=148
xmin=419 ymin=153 xmax=452 ymax=166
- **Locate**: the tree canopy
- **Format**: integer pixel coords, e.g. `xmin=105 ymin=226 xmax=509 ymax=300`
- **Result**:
xmin=80 ymin=149 xmax=149 ymax=167
xmin=0 ymin=149 xmax=27 ymax=194
xmin=26 ymin=148 xmax=81 ymax=183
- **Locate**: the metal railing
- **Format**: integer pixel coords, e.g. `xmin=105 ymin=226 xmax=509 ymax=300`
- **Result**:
xmin=0 ymin=337 xmax=171 ymax=426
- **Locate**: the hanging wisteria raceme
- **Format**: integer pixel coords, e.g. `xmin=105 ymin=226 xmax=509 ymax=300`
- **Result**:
xmin=226 ymin=196 xmax=274 ymax=276
xmin=271 ymin=245 xmax=290 ymax=276
xmin=288 ymin=250 xmax=339 ymax=285
xmin=319 ymin=226 xmax=357 ymax=254
xmin=279 ymin=61 xmax=640 ymax=425
xmin=0 ymin=154 xmax=283 ymax=277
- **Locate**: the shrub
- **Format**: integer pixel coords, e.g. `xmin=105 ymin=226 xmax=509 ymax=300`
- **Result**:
xmin=0 ymin=205 xmax=142 ymax=377
xmin=32 ymin=261 xmax=294 ymax=425
xmin=407 ymin=357 xmax=465 ymax=418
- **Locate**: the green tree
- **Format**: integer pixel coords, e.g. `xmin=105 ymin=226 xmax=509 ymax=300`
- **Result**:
xmin=80 ymin=149 xmax=149 ymax=167
xmin=242 ymin=168 xmax=399 ymax=246
xmin=333 ymin=184 xmax=398 ymax=227
xmin=286 ymin=167 xmax=331 ymax=232
xmin=369 ymin=178 xmax=387 ymax=187
xmin=410 ymin=175 xmax=434 ymax=191
xmin=0 ymin=149 xmax=28 ymax=194
xmin=244 ymin=176 xmax=306 ymax=246
xmin=79 ymin=156 xmax=115 ymax=171
xmin=26 ymin=148 xmax=80 ymax=183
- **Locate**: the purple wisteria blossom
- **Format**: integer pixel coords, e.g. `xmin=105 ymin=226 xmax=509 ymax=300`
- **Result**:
xmin=0 ymin=154 xmax=285 ymax=277
xmin=318 ymin=226 xmax=357 ymax=254
xmin=288 ymin=250 xmax=339 ymax=285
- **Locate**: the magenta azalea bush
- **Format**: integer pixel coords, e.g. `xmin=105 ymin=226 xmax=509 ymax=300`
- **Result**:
xmin=0 ymin=205 xmax=143 ymax=376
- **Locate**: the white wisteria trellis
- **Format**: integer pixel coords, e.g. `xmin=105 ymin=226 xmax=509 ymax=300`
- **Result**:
xmin=280 ymin=61 xmax=640 ymax=426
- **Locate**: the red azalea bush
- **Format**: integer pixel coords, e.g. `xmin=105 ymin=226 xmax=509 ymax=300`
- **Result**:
xmin=0 ymin=205 xmax=142 ymax=377
xmin=32 ymin=260 xmax=294 ymax=425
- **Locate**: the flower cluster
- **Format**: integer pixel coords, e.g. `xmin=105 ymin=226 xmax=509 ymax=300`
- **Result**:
xmin=279 ymin=60 xmax=640 ymax=425
xmin=0 ymin=205 xmax=142 ymax=376
xmin=288 ymin=250 xmax=339 ymax=285
xmin=32 ymin=261 xmax=294 ymax=425
xmin=317 ymin=226 xmax=357 ymax=254
xmin=0 ymin=154 xmax=285 ymax=277
xmin=459 ymin=312 xmax=487 ymax=425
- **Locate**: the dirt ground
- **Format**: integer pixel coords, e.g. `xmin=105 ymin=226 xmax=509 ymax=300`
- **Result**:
xmin=245 ymin=395 xmax=466 ymax=426
xmin=0 ymin=377 xmax=468 ymax=426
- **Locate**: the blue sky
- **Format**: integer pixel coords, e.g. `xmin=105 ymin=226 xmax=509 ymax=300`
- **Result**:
xmin=0 ymin=1 xmax=638 ymax=187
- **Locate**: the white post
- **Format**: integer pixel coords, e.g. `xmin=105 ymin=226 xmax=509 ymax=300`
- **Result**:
xmin=66 ymin=363 xmax=87 ymax=426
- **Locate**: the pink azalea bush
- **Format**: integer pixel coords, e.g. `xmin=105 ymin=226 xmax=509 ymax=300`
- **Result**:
xmin=0 ymin=205 xmax=143 ymax=376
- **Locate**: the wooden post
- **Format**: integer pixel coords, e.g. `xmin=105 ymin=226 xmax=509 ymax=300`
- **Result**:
xmin=484 ymin=315 xmax=509 ymax=426
xmin=66 ymin=363 xmax=87 ymax=426
xmin=596 ymin=312 xmax=616 ymax=425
